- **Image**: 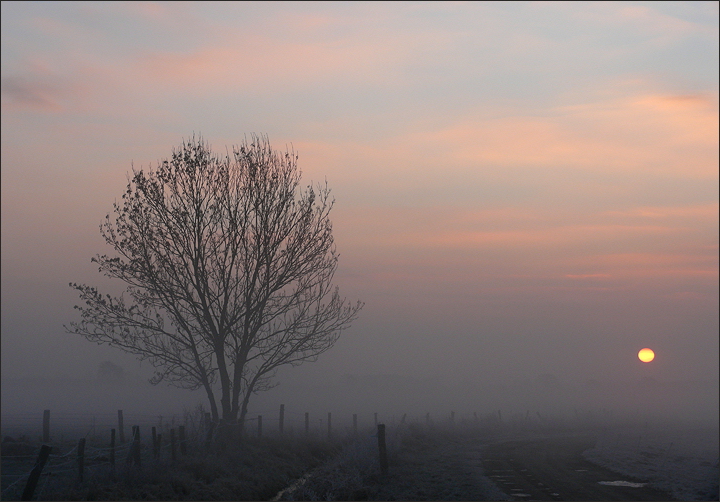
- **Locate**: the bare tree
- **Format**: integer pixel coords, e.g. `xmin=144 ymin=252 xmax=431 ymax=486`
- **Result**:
xmin=66 ymin=135 xmax=362 ymax=430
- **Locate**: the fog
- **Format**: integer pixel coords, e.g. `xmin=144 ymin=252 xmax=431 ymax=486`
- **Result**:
xmin=1 ymin=212 xmax=718 ymax=432
xmin=2 ymin=1 xmax=718 ymax=443
xmin=2 ymin=298 xmax=717 ymax=430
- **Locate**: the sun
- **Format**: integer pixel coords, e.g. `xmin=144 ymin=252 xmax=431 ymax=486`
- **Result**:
xmin=638 ymin=348 xmax=655 ymax=363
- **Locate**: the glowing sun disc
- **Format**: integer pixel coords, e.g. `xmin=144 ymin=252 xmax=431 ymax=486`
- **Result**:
xmin=638 ymin=348 xmax=655 ymax=363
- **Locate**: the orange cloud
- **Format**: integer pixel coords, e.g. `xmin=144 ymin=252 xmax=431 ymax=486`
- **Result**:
xmin=398 ymin=91 xmax=718 ymax=180
xmin=289 ymin=85 xmax=718 ymax=198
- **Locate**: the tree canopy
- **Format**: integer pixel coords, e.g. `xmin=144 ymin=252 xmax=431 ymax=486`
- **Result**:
xmin=67 ymin=135 xmax=362 ymax=428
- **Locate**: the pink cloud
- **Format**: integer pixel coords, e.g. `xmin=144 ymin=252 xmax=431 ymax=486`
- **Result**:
xmin=557 ymin=2 xmax=719 ymax=42
xmin=602 ymin=203 xmax=719 ymax=221
xmin=615 ymin=3 xmax=719 ymax=41
xmin=565 ymin=274 xmax=611 ymax=280
xmin=333 ymin=199 xmax=717 ymax=301
xmin=131 ymin=12 xmax=417 ymax=94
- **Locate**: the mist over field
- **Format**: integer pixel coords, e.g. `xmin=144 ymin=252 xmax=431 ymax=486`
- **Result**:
xmin=1 ymin=2 xmax=718 ymax=500
xmin=2 ymin=353 xmax=717 ymax=429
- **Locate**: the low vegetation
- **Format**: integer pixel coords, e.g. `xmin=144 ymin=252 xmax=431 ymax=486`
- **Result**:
xmin=2 ymin=433 xmax=340 ymax=501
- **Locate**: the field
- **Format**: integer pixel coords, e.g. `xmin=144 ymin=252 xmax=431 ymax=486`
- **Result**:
xmin=2 ymin=409 xmax=718 ymax=501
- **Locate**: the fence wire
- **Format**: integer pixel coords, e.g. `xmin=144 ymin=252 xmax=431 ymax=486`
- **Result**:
xmin=2 ymin=406 xmax=462 ymax=500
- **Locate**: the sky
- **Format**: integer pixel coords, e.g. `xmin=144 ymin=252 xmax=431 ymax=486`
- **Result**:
xmin=1 ymin=1 xmax=718 ymax=422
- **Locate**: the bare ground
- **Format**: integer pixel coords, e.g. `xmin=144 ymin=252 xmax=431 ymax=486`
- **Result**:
xmin=479 ymin=434 xmax=676 ymax=501
xmin=3 ymin=423 xmax=699 ymax=500
xmin=282 ymin=425 xmax=679 ymax=501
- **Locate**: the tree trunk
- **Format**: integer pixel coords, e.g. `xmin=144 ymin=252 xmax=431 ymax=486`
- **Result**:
xmin=205 ymin=386 xmax=220 ymax=423
xmin=199 ymin=374 xmax=220 ymax=423
xmin=215 ymin=349 xmax=232 ymax=422
xmin=238 ymin=389 xmax=253 ymax=434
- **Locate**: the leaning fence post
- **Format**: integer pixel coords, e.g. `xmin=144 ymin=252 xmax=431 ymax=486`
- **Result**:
xmin=118 ymin=410 xmax=125 ymax=443
xmin=42 ymin=410 xmax=50 ymax=443
xmin=279 ymin=404 xmax=285 ymax=435
xmin=77 ymin=438 xmax=86 ymax=484
xmin=21 ymin=445 xmax=52 ymax=501
xmin=377 ymin=424 xmax=388 ymax=475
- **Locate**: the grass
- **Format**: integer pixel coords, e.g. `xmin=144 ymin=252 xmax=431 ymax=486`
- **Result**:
xmin=2 ymin=432 xmax=341 ymax=501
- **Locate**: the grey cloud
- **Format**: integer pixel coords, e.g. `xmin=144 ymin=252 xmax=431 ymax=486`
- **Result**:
xmin=1 ymin=75 xmax=65 ymax=111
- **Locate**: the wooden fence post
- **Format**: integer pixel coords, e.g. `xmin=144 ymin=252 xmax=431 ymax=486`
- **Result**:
xmin=126 ymin=427 xmax=135 ymax=465
xmin=170 ymin=429 xmax=176 ymax=462
xmin=327 ymin=412 xmax=332 ymax=440
xmin=118 ymin=410 xmax=125 ymax=443
xmin=42 ymin=410 xmax=50 ymax=443
xmin=377 ymin=424 xmax=388 ymax=475
xmin=353 ymin=414 xmax=358 ymax=435
xmin=426 ymin=412 xmax=430 ymax=425
xmin=279 ymin=404 xmax=285 ymax=435
xmin=21 ymin=445 xmax=52 ymax=501
xmin=305 ymin=412 xmax=309 ymax=435
xmin=133 ymin=426 xmax=141 ymax=467
xmin=258 ymin=415 xmax=263 ymax=437
xmin=152 ymin=427 xmax=158 ymax=459
xmin=77 ymin=438 xmax=86 ymax=484
xmin=110 ymin=429 xmax=116 ymax=467
xmin=401 ymin=413 xmax=406 ymax=424
xmin=179 ymin=425 xmax=186 ymax=455
xmin=450 ymin=411 xmax=455 ymax=426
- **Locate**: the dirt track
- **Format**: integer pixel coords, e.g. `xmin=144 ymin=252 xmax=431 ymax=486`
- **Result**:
xmin=361 ymin=430 xmax=675 ymax=501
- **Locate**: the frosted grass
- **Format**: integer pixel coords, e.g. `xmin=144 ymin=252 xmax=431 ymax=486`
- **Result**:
xmin=584 ymin=423 xmax=719 ymax=501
